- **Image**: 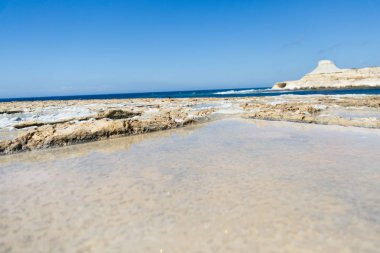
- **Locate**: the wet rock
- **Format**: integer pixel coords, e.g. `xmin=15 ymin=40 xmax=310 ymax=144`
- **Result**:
xmin=97 ymin=109 xmax=141 ymax=119
xmin=0 ymin=110 xmax=23 ymax=114
xmin=0 ymin=95 xmax=379 ymax=155
xmin=14 ymin=121 xmax=46 ymax=129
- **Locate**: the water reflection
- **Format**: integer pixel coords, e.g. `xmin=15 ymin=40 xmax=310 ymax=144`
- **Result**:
xmin=1 ymin=119 xmax=380 ymax=253
xmin=0 ymin=122 xmax=204 ymax=165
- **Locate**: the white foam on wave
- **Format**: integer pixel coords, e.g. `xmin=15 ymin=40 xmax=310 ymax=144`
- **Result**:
xmin=213 ymin=88 xmax=291 ymax=95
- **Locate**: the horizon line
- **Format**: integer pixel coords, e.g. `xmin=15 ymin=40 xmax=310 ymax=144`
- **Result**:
xmin=0 ymin=86 xmax=272 ymax=101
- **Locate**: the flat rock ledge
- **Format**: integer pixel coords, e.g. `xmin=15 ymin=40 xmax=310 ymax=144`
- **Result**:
xmin=0 ymin=95 xmax=379 ymax=155
xmin=0 ymin=108 xmax=213 ymax=155
xmin=244 ymin=103 xmax=380 ymax=128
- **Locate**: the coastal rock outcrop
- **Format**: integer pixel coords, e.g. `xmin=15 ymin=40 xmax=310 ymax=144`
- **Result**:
xmin=0 ymin=107 xmax=214 ymax=154
xmin=1 ymin=95 xmax=379 ymax=155
xmin=272 ymin=60 xmax=380 ymax=90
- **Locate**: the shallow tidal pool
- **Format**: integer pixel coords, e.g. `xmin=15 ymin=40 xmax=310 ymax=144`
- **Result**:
xmin=1 ymin=119 xmax=380 ymax=253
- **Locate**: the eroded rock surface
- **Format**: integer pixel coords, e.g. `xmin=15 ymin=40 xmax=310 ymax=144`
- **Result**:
xmin=0 ymin=95 xmax=379 ymax=154
xmin=273 ymin=60 xmax=380 ymax=90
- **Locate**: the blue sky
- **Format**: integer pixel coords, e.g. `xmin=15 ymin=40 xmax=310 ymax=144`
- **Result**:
xmin=0 ymin=0 xmax=380 ymax=98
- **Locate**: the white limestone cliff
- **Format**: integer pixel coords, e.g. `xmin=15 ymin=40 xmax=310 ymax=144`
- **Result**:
xmin=272 ymin=60 xmax=380 ymax=90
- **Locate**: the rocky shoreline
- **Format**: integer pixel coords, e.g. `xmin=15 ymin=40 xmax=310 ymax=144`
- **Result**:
xmin=0 ymin=95 xmax=379 ymax=155
xmin=272 ymin=60 xmax=380 ymax=90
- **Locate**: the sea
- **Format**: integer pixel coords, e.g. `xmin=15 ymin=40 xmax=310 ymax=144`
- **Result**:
xmin=1 ymin=87 xmax=380 ymax=102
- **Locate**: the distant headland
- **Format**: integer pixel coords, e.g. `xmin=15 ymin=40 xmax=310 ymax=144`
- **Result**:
xmin=272 ymin=60 xmax=380 ymax=90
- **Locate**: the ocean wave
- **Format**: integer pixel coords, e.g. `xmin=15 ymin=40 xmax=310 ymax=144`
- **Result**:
xmin=213 ymin=88 xmax=285 ymax=95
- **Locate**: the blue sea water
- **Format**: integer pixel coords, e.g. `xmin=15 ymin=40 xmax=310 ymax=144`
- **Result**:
xmin=1 ymin=87 xmax=380 ymax=102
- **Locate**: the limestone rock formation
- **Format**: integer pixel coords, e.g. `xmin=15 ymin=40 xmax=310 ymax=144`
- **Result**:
xmin=272 ymin=60 xmax=380 ymax=90
xmin=1 ymin=96 xmax=379 ymax=155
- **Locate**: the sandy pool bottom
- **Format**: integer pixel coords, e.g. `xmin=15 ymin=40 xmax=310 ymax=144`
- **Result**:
xmin=1 ymin=119 xmax=380 ymax=253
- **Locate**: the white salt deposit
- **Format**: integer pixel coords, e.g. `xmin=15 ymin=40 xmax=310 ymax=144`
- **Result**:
xmin=0 ymin=106 xmax=95 ymax=129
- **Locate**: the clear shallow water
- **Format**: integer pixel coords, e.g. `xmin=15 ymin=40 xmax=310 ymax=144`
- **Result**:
xmin=1 ymin=87 xmax=380 ymax=102
xmin=1 ymin=119 xmax=380 ymax=252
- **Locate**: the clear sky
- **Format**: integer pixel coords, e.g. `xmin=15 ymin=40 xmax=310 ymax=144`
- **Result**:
xmin=1 ymin=0 xmax=380 ymax=98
